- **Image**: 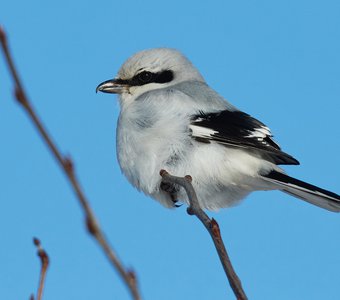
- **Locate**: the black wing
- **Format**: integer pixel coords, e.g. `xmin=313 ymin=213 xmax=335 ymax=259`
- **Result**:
xmin=190 ymin=110 xmax=299 ymax=165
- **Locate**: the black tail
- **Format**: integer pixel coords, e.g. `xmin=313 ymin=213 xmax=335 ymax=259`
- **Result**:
xmin=262 ymin=170 xmax=340 ymax=212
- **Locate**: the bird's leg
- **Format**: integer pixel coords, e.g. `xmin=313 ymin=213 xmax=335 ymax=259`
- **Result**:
xmin=160 ymin=181 xmax=181 ymax=206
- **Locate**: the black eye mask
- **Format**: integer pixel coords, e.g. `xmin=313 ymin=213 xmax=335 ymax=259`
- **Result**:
xmin=116 ymin=70 xmax=174 ymax=86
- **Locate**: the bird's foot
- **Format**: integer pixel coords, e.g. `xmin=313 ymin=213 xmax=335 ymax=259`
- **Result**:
xmin=160 ymin=181 xmax=181 ymax=207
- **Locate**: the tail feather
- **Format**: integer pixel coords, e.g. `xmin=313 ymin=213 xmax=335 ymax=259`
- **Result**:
xmin=262 ymin=170 xmax=340 ymax=212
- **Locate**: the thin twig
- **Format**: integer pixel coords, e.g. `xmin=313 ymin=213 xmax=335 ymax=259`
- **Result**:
xmin=0 ymin=26 xmax=141 ymax=300
xmin=160 ymin=170 xmax=248 ymax=300
xmin=32 ymin=238 xmax=49 ymax=300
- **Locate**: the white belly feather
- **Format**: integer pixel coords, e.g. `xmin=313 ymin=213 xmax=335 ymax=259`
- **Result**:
xmin=116 ymin=111 xmax=278 ymax=211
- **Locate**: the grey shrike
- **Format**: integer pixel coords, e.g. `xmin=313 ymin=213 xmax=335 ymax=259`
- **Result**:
xmin=96 ymin=48 xmax=340 ymax=212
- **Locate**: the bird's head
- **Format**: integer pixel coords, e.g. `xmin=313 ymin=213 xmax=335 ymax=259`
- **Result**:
xmin=96 ymin=48 xmax=205 ymax=100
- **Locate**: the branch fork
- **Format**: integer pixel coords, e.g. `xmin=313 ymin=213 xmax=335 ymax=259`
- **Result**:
xmin=160 ymin=169 xmax=248 ymax=300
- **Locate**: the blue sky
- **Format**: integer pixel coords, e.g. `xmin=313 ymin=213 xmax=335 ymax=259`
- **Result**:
xmin=1 ymin=1 xmax=340 ymax=299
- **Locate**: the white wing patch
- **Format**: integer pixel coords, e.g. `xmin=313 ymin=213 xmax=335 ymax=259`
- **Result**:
xmin=189 ymin=124 xmax=218 ymax=138
xmin=246 ymin=126 xmax=271 ymax=139
xmin=189 ymin=110 xmax=298 ymax=165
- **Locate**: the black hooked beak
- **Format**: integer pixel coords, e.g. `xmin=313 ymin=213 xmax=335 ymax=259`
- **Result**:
xmin=96 ymin=78 xmax=128 ymax=94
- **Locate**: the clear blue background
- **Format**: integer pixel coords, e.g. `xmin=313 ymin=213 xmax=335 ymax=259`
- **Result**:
xmin=1 ymin=1 xmax=340 ymax=299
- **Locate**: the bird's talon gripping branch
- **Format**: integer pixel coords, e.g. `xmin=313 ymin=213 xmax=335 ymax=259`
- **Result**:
xmin=160 ymin=181 xmax=179 ymax=204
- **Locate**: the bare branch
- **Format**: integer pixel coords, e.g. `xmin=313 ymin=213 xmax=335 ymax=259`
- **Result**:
xmin=160 ymin=170 xmax=248 ymax=300
xmin=32 ymin=238 xmax=49 ymax=300
xmin=0 ymin=26 xmax=142 ymax=300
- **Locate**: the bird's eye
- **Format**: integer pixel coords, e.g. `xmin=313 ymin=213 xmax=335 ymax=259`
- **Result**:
xmin=137 ymin=71 xmax=154 ymax=84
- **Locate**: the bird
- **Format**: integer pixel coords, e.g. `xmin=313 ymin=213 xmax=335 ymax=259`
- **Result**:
xmin=96 ymin=48 xmax=340 ymax=212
